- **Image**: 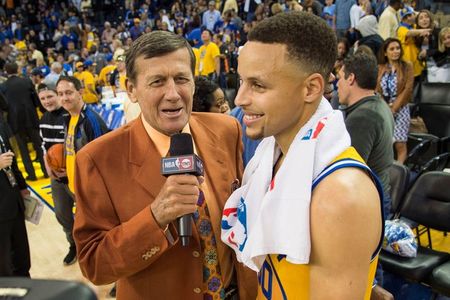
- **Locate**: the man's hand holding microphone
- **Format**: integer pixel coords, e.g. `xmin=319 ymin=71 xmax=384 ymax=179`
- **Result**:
xmin=151 ymin=133 xmax=205 ymax=246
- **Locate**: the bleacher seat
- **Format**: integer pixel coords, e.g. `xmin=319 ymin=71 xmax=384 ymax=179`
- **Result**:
xmin=389 ymin=162 xmax=410 ymax=218
xmin=379 ymin=171 xmax=450 ymax=284
xmin=430 ymin=261 xmax=450 ymax=297
xmin=416 ymin=82 xmax=450 ymax=138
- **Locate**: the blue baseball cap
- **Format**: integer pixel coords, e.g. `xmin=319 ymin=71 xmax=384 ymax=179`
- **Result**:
xmin=84 ymin=59 xmax=95 ymax=67
xmin=399 ymin=6 xmax=414 ymax=20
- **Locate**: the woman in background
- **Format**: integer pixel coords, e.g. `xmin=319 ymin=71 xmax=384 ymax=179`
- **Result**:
xmin=432 ymin=27 xmax=450 ymax=67
xmin=415 ymin=10 xmax=440 ymax=70
xmin=377 ymin=38 xmax=414 ymax=164
xmin=193 ymin=76 xmax=231 ymax=114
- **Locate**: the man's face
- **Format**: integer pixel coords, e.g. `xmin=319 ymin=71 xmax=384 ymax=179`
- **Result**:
xmin=39 ymin=90 xmax=61 ymax=112
xmin=126 ymin=48 xmax=195 ymax=136
xmin=235 ymin=42 xmax=309 ymax=142
xmin=201 ymin=30 xmax=211 ymax=43
xmin=337 ymin=66 xmax=351 ymax=105
xmin=404 ymin=13 xmax=415 ymax=25
xmin=57 ymin=80 xmax=83 ymax=115
xmin=324 ymin=73 xmax=336 ymax=101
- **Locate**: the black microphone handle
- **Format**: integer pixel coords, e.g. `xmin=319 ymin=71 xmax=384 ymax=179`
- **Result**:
xmin=178 ymin=214 xmax=193 ymax=246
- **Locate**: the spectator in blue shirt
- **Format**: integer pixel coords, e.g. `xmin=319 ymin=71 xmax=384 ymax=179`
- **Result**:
xmin=202 ymin=1 xmax=222 ymax=32
xmin=335 ymin=0 xmax=356 ymax=38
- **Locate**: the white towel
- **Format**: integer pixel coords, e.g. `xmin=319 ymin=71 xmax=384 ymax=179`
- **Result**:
xmin=221 ymin=98 xmax=351 ymax=272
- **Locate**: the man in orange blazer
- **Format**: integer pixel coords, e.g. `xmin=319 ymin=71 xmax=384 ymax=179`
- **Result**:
xmin=73 ymin=31 xmax=257 ymax=299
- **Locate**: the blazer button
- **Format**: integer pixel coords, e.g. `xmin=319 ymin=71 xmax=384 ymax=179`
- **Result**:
xmin=192 ymin=251 xmax=200 ymax=258
xmin=193 ymin=287 xmax=202 ymax=294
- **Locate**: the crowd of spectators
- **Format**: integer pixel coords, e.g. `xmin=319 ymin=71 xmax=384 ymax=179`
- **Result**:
xmin=0 ymin=0 xmax=448 ymax=93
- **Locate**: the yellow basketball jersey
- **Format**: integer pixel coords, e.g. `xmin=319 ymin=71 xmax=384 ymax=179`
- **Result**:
xmin=256 ymin=147 xmax=384 ymax=300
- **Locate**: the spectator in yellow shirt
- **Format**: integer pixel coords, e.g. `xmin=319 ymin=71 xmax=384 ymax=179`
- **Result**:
xmin=73 ymin=60 xmax=99 ymax=104
xmin=97 ymin=53 xmax=116 ymax=87
xmin=397 ymin=6 xmax=432 ymax=79
xmin=197 ymin=29 xmax=220 ymax=81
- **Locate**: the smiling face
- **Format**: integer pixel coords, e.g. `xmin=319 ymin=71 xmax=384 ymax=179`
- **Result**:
xmin=235 ymin=42 xmax=315 ymax=147
xmin=126 ymin=48 xmax=195 ymax=136
xmin=38 ymin=89 xmax=61 ymax=112
xmin=209 ymin=88 xmax=230 ymax=114
xmin=56 ymin=80 xmax=84 ymax=115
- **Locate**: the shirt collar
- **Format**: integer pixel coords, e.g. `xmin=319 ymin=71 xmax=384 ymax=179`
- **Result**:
xmin=141 ymin=114 xmax=193 ymax=157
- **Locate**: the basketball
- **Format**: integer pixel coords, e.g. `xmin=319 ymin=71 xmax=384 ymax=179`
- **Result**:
xmin=46 ymin=144 xmax=65 ymax=171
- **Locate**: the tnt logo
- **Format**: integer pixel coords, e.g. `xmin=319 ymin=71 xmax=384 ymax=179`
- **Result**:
xmin=177 ymin=157 xmax=193 ymax=170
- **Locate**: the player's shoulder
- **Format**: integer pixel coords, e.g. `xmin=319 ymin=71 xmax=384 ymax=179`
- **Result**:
xmin=312 ymin=166 xmax=380 ymax=216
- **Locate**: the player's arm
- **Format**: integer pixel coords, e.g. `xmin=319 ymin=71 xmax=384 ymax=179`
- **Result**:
xmin=309 ymin=167 xmax=382 ymax=300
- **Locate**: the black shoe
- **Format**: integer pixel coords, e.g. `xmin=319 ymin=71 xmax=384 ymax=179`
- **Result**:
xmin=63 ymin=246 xmax=77 ymax=266
xmin=109 ymin=285 xmax=116 ymax=298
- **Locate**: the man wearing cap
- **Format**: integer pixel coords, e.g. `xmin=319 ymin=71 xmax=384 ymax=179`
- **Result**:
xmin=37 ymin=83 xmax=77 ymax=265
xmin=130 ymin=18 xmax=143 ymax=41
xmin=397 ymin=6 xmax=431 ymax=78
xmin=74 ymin=60 xmax=99 ymax=104
xmin=30 ymin=68 xmax=45 ymax=89
xmin=109 ymin=54 xmax=127 ymax=93
xmin=203 ymin=1 xmax=222 ymax=32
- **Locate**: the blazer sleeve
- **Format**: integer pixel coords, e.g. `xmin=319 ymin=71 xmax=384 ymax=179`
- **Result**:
xmin=392 ymin=62 xmax=414 ymax=112
xmin=73 ymin=150 xmax=176 ymax=285
xmin=234 ymin=118 xmax=244 ymax=184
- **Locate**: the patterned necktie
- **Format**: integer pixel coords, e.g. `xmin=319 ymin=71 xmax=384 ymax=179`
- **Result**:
xmin=193 ymin=191 xmax=225 ymax=300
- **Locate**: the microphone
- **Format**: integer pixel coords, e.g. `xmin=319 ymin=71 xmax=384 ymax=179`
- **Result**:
xmin=161 ymin=133 xmax=204 ymax=246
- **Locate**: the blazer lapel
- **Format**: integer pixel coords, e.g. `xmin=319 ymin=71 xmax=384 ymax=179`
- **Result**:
xmin=190 ymin=114 xmax=229 ymax=246
xmin=128 ymin=118 xmax=166 ymax=199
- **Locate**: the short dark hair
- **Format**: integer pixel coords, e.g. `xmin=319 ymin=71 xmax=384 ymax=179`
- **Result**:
xmin=389 ymin=0 xmax=402 ymax=6
xmin=248 ymin=11 xmax=337 ymax=80
xmin=193 ymin=76 xmax=220 ymax=112
xmin=4 ymin=62 xmax=18 ymax=75
xmin=56 ymin=76 xmax=82 ymax=91
xmin=125 ymin=31 xmax=195 ymax=83
xmin=343 ymin=52 xmax=378 ymax=90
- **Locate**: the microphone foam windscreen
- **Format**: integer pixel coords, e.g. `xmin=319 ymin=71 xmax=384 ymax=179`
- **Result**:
xmin=169 ymin=133 xmax=194 ymax=156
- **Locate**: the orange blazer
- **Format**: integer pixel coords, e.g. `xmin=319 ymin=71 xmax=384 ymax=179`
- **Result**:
xmin=73 ymin=113 xmax=257 ymax=299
